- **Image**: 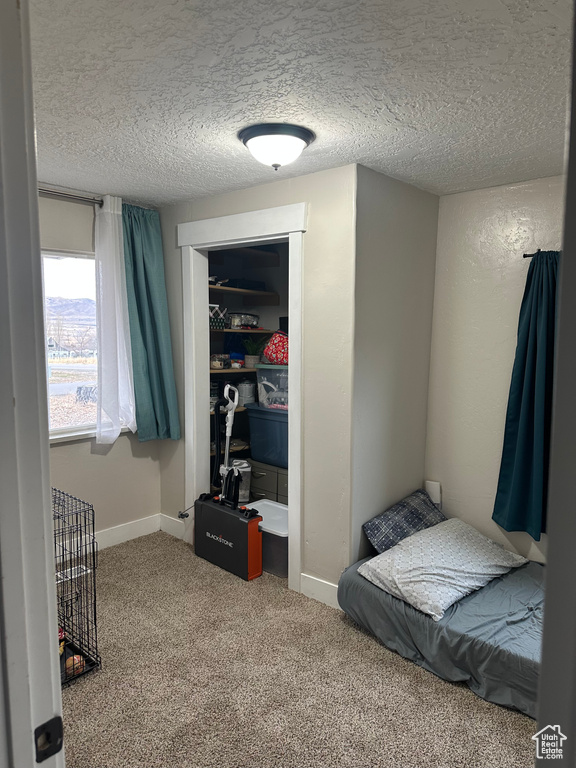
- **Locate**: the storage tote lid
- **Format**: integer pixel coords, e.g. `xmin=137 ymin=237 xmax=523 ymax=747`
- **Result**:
xmin=248 ymin=500 xmax=288 ymax=537
xmin=244 ymin=402 xmax=288 ymax=421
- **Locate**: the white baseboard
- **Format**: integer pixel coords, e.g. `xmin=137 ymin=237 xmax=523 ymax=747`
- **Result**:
xmin=96 ymin=513 xmax=185 ymax=550
xmin=159 ymin=513 xmax=185 ymax=540
xmin=300 ymin=573 xmax=341 ymax=611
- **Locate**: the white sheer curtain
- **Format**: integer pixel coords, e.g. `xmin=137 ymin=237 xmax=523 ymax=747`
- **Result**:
xmin=95 ymin=195 xmax=136 ymax=443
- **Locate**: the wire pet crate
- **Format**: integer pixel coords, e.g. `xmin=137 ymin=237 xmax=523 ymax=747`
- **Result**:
xmin=52 ymin=488 xmax=101 ymax=686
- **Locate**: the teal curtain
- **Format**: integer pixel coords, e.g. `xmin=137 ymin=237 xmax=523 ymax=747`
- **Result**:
xmin=492 ymin=250 xmax=560 ymax=540
xmin=122 ymin=204 xmax=180 ymax=442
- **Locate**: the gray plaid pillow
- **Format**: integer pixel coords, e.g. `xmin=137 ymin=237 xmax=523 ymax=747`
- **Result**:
xmin=362 ymin=489 xmax=446 ymax=553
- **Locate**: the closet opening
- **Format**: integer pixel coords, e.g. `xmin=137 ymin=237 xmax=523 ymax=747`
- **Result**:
xmin=178 ymin=204 xmax=306 ymax=592
xmin=208 ymin=243 xmax=289 ymax=576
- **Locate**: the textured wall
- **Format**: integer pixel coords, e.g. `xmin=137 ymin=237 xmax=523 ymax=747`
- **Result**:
xmin=41 ymin=196 xmax=164 ymax=532
xmin=160 ymin=165 xmax=357 ymax=585
xmin=351 ymin=166 xmax=438 ymax=562
xmin=158 ymin=201 xmax=192 ymax=521
xmin=425 ymin=176 xmax=566 ymax=562
xmin=50 ymin=434 xmax=161 ymax=532
xmin=38 ymin=195 xmax=95 ymax=253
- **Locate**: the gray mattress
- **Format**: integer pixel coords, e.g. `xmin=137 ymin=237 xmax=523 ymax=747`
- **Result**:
xmin=337 ymin=558 xmax=544 ymax=718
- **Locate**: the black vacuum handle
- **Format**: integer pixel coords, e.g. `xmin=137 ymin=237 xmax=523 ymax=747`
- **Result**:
xmin=221 ymin=467 xmax=242 ymax=510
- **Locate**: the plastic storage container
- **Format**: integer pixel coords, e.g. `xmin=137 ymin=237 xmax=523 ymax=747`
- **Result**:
xmin=256 ymin=364 xmax=288 ymax=410
xmin=237 ymin=380 xmax=256 ymax=406
xmin=248 ymin=499 xmax=288 ymax=578
xmin=246 ymin=403 xmax=288 ymax=468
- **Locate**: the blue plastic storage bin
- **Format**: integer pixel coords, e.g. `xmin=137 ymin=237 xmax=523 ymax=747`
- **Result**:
xmin=246 ymin=403 xmax=288 ymax=468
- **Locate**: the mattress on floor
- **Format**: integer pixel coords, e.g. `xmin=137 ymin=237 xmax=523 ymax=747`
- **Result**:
xmin=337 ymin=558 xmax=544 ymax=718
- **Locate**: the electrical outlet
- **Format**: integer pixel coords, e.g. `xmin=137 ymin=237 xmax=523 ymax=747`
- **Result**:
xmin=425 ymin=480 xmax=442 ymax=508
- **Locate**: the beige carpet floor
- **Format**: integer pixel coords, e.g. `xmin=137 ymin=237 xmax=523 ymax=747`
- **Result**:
xmin=61 ymin=532 xmax=536 ymax=768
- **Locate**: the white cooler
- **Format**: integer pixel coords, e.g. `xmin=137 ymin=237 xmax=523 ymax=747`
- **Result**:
xmin=248 ymin=499 xmax=288 ymax=578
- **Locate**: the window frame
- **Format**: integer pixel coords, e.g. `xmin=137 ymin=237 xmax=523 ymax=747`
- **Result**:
xmin=42 ymin=248 xmax=99 ymax=443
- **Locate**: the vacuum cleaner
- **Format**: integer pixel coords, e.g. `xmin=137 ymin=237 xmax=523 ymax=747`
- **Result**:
xmin=211 ymin=384 xmax=250 ymax=506
xmin=194 ymin=384 xmax=262 ymax=581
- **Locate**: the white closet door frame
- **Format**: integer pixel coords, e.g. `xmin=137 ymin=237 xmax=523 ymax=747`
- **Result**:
xmin=178 ymin=204 xmax=306 ymax=592
xmin=0 ymin=0 xmax=64 ymax=765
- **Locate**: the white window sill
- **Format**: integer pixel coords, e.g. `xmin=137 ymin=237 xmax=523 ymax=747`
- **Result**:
xmin=49 ymin=426 xmax=133 ymax=445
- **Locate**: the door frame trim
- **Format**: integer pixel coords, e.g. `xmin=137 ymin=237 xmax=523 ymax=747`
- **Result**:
xmin=179 ymin=204 xmax=307 ymax=592
xmin=0 ymin=0 xmax=64 ymax=764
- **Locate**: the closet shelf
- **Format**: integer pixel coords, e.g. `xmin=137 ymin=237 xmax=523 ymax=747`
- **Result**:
xmin=209 ymin=284 xmax=279 ymax=307
xmin=210 ymin=368 xmax=258 ymax=374
xmin=210 ymin=442 xmax=249 ymax=457
xmin=209 ymin=285 xmax=278 ymax=298
xmin=210 ymin=328 xmax=274 ymax=334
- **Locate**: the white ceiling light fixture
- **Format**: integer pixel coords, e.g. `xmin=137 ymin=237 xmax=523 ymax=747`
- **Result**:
xmin=238 ymin=123 xmax=315 ymax=170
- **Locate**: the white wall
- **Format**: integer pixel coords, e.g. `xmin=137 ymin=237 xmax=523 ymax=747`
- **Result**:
xmin=39 ymin=195 xmax=164 ymax=533
xmin=351 ymin=166 xmax=439 ymax=561
xmin=158 ymin=200 xmax=192 ymax=520
xmin=38 ymin=194 xmax=94 ymax=253
xmin=160 ymin=166 xmax=357 ymax=585
xmin=425 ymin=176 xmax=565 ymax=562
xmin=50 ymin=433 xmax=161 ymax=532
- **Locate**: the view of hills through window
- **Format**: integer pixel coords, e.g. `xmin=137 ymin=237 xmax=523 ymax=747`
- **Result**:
xmin=42 ymin=253 xmax=97 ymax=432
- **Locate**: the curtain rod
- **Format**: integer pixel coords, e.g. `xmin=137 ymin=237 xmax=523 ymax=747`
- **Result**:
xmin=523 ymin=248 xmax=541 ymax=258
xmin=38 ymin=187 xmax=104 ymax=208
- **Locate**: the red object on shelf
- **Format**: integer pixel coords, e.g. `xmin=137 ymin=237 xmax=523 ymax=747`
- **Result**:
xmin=263 ymin=331 xmax=288 ymax=365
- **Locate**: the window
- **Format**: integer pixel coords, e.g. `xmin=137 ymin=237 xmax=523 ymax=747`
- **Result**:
xmin=42 ymin=252 xmax=98 ymax=436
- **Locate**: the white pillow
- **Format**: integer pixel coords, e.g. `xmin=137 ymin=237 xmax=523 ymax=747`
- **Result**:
xmin=357 ymin=518 xmax=528 ymax=621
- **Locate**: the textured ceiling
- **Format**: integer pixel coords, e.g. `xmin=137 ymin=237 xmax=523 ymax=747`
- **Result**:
xmin=29 ymin=0 xmax=573 ymax=207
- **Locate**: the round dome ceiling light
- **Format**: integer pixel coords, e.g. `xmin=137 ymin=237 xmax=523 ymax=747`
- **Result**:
xmin=238 ymin=123 xmax=315 ymax=170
